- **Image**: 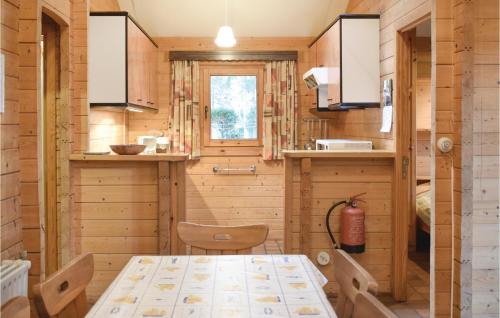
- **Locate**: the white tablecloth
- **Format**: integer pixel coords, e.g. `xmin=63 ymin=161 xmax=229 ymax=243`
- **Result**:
xmin=86 ymin=255 xmax=336 ymax=318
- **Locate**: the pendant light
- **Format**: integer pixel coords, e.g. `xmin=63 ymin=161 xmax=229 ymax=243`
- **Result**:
xmin=215 ymin=0 xmax=236 ymax=47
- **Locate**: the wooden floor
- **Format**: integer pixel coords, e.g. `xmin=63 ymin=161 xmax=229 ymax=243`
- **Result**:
xmin=380 ymin=258 xmax=430 ymax=318
xmin=259 ymin=241 xmax=430 ymax=318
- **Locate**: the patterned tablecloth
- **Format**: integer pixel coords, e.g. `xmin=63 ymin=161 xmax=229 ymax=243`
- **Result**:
xmin=86 ymin=255 xmax=337 ymax=318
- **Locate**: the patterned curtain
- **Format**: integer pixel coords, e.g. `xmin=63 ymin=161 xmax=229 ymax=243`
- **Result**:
xmin=262 ymin=60 xmax=298 ymax=160
xmin=168 ymin=60 xmax=200 ymax=159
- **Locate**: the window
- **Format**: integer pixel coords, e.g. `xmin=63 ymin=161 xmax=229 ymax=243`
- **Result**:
xmin=202 ymin=64 xmax=263 ymax=147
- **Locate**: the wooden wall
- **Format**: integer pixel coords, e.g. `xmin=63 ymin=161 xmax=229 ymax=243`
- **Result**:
xmin=71 ymin=0 xmax=89 ymax=154
xmin=18 ymin=0 xmax=43 ymax=303
xmin=89 ymin=0 xmax=119 ymax=12
xmin=86 ymin=0 xmax=123 ymax=152
xmin=415 ymin=37 xmax=431 ymax=179
xmin=416 ymin=130 xmax=430 ymax=178
xmin=457 ymin=0 xmax=499 ymax=316
xmin=186 ymin=157 xmax=284 ymax=240
xmin=338 ymin=0 xmax=433 ymax=150
xmin=88 ymin=109 xmax=127 ymax=152
xmin=416 ymin=36 xmax=431 ymax=131
xmin=1 ymin=0 xmax=23 ymax=261
xmin=288 ymin=158 xmax=394 ymax=294
xmin=453 ymin=2 xmax=468 ymax=313
xmin=71 ymin=161 xmax=160 ymax=303
xmin=14 ymin=1 xmax=89 ymax=313
xmin=433 ymin=1 xmax=455 ymax=317
xmin=128 ymin=37 xmax=315 ymax=145
xmin=125 ymin=37 xmax=314 ymax=241
xmin=345 ymin=0 xmax=458 ymax=316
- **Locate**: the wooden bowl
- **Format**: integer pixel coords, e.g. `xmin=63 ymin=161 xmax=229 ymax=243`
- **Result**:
xmin=110 ymin=144 xmax=146 ymax=155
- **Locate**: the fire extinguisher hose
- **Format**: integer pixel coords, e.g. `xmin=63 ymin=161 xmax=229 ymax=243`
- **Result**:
xmin=325 ymin=200 xmax=347 ymax=249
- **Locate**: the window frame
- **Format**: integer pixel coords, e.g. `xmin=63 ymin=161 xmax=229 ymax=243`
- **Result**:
xmin=201 ymin=63 xmax=264 ymax=148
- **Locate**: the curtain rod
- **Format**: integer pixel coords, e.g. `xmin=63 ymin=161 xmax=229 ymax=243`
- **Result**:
xmin=169 ymin=51 xmax=298 ymax=61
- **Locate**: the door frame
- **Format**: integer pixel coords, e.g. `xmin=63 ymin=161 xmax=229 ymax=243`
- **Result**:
xmin=392 ymin=12 xmax=431 ymax=301
xmin=41 ymin=13 xmax=60 ymax=276
xmin=39 ymin=5 xmax=71 ymax=276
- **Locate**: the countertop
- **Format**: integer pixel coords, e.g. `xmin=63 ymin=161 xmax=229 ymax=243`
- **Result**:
xmin=69 ymin=153 xmax=189 ymax=162
xmin=282 ymin=150 xmax=396 ymax=158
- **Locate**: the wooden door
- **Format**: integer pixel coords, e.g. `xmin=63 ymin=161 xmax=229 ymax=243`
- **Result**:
xmin=315 ymin=33 xmax=328 ymax=68
xmin=393 ymin=28 xmax=416 ymax=301
xmin=42 ymin=14 xmax=60 ymax=276
xmin=326 ymin=21 xmax=341 ymax=105
xmin=139 ymin=32 xmax=149 ymax=107
xmin=147 ymin=41 xmax=158 ymax=109
xmin=314 ymin=21 xmax=341 ymax=106
xmin=127 ymin=19 xmax=146 ymax=106
xmin=308 ymin=42 xmax=318 ymax=109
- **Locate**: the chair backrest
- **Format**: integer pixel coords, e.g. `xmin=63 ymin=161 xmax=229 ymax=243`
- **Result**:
xmin=33 ymin=253 xmax=94 ymax=318
xmin=353 ymin=291 xmax=398 ymax=318
xmin=333 ymin=248 xmax=378 ymax=318
xmin=1 ymin=296 xmax=30 ymax=318
xmin=177 ymin=222 xmax=269 ymax=255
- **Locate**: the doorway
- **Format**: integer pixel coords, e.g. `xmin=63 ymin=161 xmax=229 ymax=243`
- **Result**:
xmin=392 ymin=18 xmax=432 ymax=317
xmin=41 ymin=13 xmax=60 ymax=276
xmin=408 ymin=19 xmax=432 ymax=305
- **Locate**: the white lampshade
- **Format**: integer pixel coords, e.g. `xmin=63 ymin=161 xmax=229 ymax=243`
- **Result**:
xmin=215 ymin=25 xmax=236 ymax=47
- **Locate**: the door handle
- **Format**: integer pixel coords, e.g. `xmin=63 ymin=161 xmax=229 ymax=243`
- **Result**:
xmin=402 ymin=156 xmax=410 ymax=179
xmin=204 ymin=106 xmax=208 ymax=119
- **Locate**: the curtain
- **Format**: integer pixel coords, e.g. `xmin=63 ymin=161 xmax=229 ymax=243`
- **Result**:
xmin=168 ymin=60 xmax=200 ymax=159
xmin=262 ymin=60 xmax=298 ymax=160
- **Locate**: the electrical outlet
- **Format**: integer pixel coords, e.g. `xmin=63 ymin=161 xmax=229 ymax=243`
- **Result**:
xmin=317 ymin=251 xmax=330 ymax=266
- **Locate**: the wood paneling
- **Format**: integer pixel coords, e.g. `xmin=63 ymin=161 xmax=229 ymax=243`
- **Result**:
xmin=1 ymin=0 xmax=22 ymax=260
xmin=433 ymin=1 xmax=455 ymax=316
xmin=13 ymin=2 xmax=89 ymax=314
xmin=340 ymin=0 xmax=432 ymax=151
xmin=88 ymin=109 xmax=127 ymax=152
xmin=71 ymin=162 xmax=158 ymax=303
xmin=89 ymin=0 xmax=119 ymax=12
xmin=285 ymin=157 xmax=394 ymax=295
xmin=17 ymin=0 xmax=40 ymax=284
xmin=461 ymin=0 xmax=499 ymax=316
xmin=186 ymin=157 xmax=284 ymax=241
xmin=127 ymin=37 xmax=314 ymax=146
xmin=345 ymin=1 xmax=461 ymax=316
xmin=18 ymin=1 xmax=42 ymax=302
xmin=125 ymin=37 xmax=310 ymax=244
xmin=126 ymin=18 xmax=158 ymax=109
xmin=416 ymin=37 xmax=431 ymax=131
xmin=416 ymin=130 xmax=431 ymax=178
xmin=71 ymin=0 xmax=88 ymax=154
xmin=70 ymin=159 xmax=186 ymax=303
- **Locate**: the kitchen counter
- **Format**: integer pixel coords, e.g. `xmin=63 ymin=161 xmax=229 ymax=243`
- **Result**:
xmin=283 ymin=148 xmax=395 ymax=294
xmin=70 ymin=152 xmax=187 ymax=273
xmin=282 ymin=149 xmax=395 ymax=158
xmin=69 ymin=153 xmax=188 ymax=162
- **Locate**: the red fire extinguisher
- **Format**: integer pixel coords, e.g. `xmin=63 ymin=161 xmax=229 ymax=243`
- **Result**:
xmin=325 ymin=193 xmax=366 ymax=253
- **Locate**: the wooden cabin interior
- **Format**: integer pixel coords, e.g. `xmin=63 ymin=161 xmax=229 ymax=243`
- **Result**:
xmin=0 ymin=0 xmax=498 ymax=317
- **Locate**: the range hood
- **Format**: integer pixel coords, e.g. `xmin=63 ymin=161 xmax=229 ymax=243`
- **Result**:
xmin=303 ymin=67 xmax=329 ymax=89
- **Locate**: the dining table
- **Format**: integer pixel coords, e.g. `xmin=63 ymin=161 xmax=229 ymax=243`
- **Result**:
xmin=86 ymin=254 xmax=337 ymax=318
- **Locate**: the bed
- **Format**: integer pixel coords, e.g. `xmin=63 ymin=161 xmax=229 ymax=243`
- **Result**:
xmin=415 ymin=183 xmax=431 ymax=250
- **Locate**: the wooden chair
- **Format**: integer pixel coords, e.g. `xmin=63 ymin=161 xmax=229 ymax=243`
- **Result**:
xmin=353 ymin=291 xmax=398 ymax=318
xmin=333 ymin=248 xmax=378 ymax=318
xmin=33 ymin=253 xmax=94 ymax=318
xmin=177 ymin=222 xmax=269 ymax=255
xmin=1 ymin=296 xmax=30 ymax=318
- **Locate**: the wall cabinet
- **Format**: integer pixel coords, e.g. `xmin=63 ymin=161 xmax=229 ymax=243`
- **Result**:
xmin=310 ymin=15 xmax=380 ymax=111
xmin=89 ymin=12 xmax=158 ymax=110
